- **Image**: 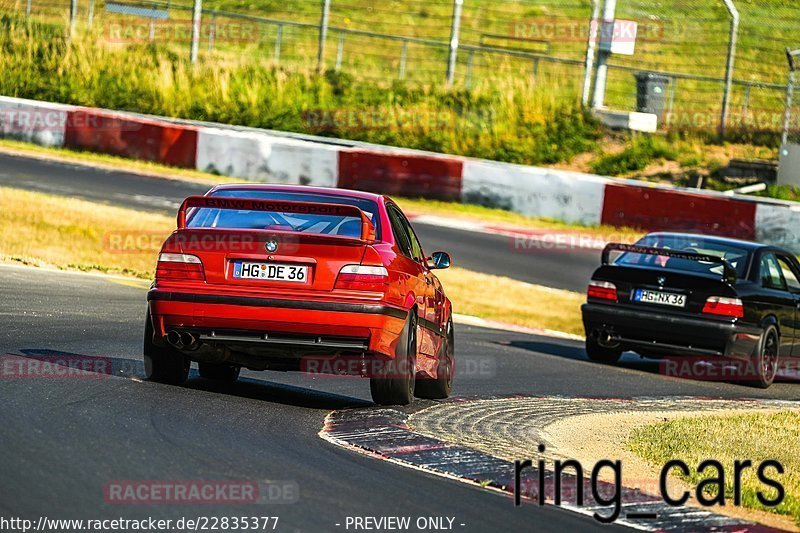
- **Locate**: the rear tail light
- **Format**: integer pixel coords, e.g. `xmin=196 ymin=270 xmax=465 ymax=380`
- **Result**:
xmin=335 ymin=265 xmax=388 ymax=292
xmin=702 ymin=296 xmax=744 ymax=318
xmin=587 ymin=280 xmax=617 ymax=301
xmin=156 ymin=253 xmax=205 ymax=281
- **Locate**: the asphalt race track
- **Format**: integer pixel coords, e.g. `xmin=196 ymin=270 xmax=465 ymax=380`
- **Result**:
xmin=0 ymin=152 xmax=599 ymax=292
xmin=2 ymin=152 xmax=799 ymax=531
xmin=0 ymin=264 xmax=798 ymax=531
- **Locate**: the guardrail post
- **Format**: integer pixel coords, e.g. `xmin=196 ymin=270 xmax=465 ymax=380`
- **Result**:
xmin=190 ymin=0 xmax=202 ymax=64
xmin=317 ymin=0 xmax=331 ymax=72
xmin=590 ymin=0 xmax=615 ymax=109
xmin=274 ymin=24 xmax=283 ymax=64
xmin=87 ymin=0 xmax=94 ymax=29
xmin=25 ymin=0 xmax=32 ymax=18
xmin=445 ymin=0 xmax=463 ymax=87
xmin=399 ymin=40 xmax=408 ymax=79
xmin=581 ymin=0 xmax=600 ymax=106
xmin=719 ymin=0 xmax=739 ymax=139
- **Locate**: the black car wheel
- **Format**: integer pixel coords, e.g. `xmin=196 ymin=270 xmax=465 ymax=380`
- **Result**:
xmin=415 ymin=319 xmax=454 ymax=400
xmin=143 ymin=310 xmax=190 ymax=385
xmin=748 ymin=325 xmax=779 ymax=389
xmin=585 ymin=335 xmax=623 ymax=364
xmin=370 ymin=312 xmax=417 ymax=406
xmin=198 ymin=362 xmax=241 ymax=383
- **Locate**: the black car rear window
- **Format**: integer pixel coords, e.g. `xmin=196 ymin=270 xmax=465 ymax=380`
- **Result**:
xmin=187 ymin=190 xmax=382 ymax=239
xmin=616 ymin=235 xmax=751 ymax=278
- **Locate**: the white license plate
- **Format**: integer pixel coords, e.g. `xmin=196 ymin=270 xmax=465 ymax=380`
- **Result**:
xmin=633 ymin=289 xmax=686 ymax=307
xmin=233 ymin=262 xmax=308 ymax=283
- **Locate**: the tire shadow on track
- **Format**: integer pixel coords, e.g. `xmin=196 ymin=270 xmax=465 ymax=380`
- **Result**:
xmin=505 ymin=340 xmax=661 ymax=374
xmin=504 ymin=340 xmax=800 ymax=387
xmin=9 ymin=349 xmax=372 ymax=411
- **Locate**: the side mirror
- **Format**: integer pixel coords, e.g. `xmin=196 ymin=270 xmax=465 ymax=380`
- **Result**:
xmin=428 ymin=251 xmax=452 ymax=270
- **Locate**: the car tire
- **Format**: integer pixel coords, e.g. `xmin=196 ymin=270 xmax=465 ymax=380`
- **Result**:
xmin=747 ymin=325 xmax=779 ymax=389
xmin=370 ymin=312 xmax=417 ymax=406
xmin=585 ymin=336 xmax=623 ymax=364
xmin=143 ymin=310 xmax=190 ymax=385
xmin=198 ymin=362 xmax=241 ymax=383
xmin=415 ymin=319 xmax=454 ymax=400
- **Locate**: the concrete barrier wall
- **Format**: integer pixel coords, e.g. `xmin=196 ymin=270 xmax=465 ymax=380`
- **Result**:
xmin=461 ymin=160 xmax=607 ymax=226
xmin=601 ymin=183 xmax=758 ymax=240
xmin=65 ymin=109 xmax=198 ymax=168
xmin=338 ymin=149 xmax=463 ymax=201
xmin=0 ymin=96 xmax=70 ymax=147
xmin=196 ymin=129 xmax=338 ymax=187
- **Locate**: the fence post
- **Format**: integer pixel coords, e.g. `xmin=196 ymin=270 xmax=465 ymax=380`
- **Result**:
xmin=719 ymin=0 xmax=739 ymax=139
xmin=208 ymin=14 xmax=216 ymax=52
xmin=69 ymin=0 xmax=78 ymax=37
xmin=87 ymin=0 xmax=94 ymax=29
xmin=399 ymin=40 xmax=408 ymax=80
xmin=781 ymin=49 xmax=799 ymax=147
xmin=26 ymin=0 xmax=32 ymax=18
xmin=581 ymin=0 xmax=600 ymax=106
xmin=274 ymin=24 xmax=283 ymax=63
xmin=466 ymin=50 xmax=475 ymax=88
xmin=190 ymin=0 xmax=202 ymax=64
xmin=445 ymin=0 xmax=463 ymax=87
xmin=317 ymin=0 xmax=331 ymax=72
xmin=590 ymin=0 xmax=616 ymax=109
xmin=335 ymin=31 xmax=344 ymax=70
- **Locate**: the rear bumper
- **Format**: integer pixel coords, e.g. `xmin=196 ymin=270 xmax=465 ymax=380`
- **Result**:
xmin=148 ymin=289 xmax=408 ymax=358
xmin=581 ymin=303 xmax=761 ymax=359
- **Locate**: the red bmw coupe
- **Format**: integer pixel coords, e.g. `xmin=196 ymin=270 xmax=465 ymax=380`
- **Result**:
xmin=144 ymin=184 xmax=454 ymax=405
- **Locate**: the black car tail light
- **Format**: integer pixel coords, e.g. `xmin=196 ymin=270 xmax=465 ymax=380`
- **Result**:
xmin=587 ymin=280 xmax=617 ymax=302
xmin=702 ymin=296 xmax=744 ymax=318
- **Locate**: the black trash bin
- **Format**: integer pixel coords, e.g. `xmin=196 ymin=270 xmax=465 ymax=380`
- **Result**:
xmin=634 ymin=72 xmax=670 ymax=121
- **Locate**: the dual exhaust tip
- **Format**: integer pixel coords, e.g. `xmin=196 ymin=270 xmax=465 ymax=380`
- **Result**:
xmin=594 ymin=328 xmax=620 ymax=348
xmin=166 ymin=330 xmax=199 ymax=350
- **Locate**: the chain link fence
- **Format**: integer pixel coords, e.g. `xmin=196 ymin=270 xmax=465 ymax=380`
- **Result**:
xmin=1 ymin=0 xmax=798 ymax=137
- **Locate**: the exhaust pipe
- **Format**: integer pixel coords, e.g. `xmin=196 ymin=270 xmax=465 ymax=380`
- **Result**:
xmin=180 ymin=331 xmax=198 ymax=351
xmin=166 ymin=330 xmax=183 ymax=348
xmin=595 ymin=329 xmax=620 ymax=348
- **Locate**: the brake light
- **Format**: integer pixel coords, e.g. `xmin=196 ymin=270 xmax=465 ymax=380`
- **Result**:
xmin=702 ymin=296 xmax=744 ymax=318
xmin=587 ymin=280 xmax=617 ymax=301
xmin=335 ymin=265 xmax=388 ymax=292
xmin=156 ymin=253 xmax=205 ymax=281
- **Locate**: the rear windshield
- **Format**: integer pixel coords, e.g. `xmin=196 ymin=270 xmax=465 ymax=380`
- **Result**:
xmin=187 ymin=190 xmax=381 ymax=239
xmin=615 ymin=235 xmax=751 ymax=278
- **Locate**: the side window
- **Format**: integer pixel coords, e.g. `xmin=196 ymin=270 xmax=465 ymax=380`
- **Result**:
xmin=777 ymin=256 xmax=800 ymax=292
xmin=760 ymin=253 xmax=787 ymax=291
xmin=387 ymin=206 xmax=413 ymax=259
xmin=398 ymin=212 xmax=425 ymax=262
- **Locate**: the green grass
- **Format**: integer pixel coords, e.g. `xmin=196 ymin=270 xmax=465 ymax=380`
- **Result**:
xmin=591 ymin=135 xmax=678 ymax=176
xmin=628 ymin=411 xmax=800 ymax=526
xmin=0 ymin=14 xmax=601 ymax=167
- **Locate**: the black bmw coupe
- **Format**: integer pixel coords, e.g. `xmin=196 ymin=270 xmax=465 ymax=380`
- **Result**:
xmin=582 ymin=233 xmax=800 ymax=388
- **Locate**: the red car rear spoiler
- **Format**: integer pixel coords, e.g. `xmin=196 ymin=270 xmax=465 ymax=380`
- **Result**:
xmin=602 ymin=243 xmax=738 ymax=284
xmin=176 ymin=196 xmax=377 ymax=241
